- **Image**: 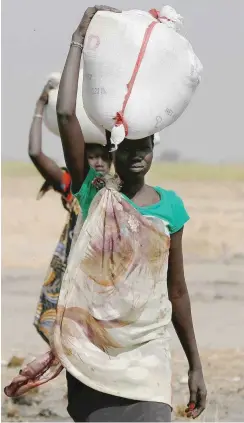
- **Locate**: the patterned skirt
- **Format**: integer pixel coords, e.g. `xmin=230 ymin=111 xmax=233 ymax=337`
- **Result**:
xmin=34 ymin=202 xmax=79 ymax=344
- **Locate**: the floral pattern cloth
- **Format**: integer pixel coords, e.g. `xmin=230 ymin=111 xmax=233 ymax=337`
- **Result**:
xmin=52 ymin=182 xmax=173 ymax=406
xmin=5 ymin=175 xmax=189 ymax=403
xmin=34 ymin=169 xmax=80 ymax=344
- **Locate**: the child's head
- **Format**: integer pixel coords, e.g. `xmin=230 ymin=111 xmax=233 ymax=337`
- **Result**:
xmin=86 ymin=143 xmax=112 ymax=176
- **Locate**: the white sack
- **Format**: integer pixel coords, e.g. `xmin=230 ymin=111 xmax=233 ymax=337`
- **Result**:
xmin=82 ymin=5 xmax=202 ymax=148
xmin=43 ymin=71 xmax=106 ymax=145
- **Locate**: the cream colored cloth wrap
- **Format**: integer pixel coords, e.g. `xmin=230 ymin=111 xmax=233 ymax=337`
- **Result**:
xmin=53 ymin=181 xmax=172 ymax=406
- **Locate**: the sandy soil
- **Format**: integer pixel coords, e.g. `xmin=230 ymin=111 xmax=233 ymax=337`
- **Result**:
xmin=1 ymin=175 xmax=244 ymax=422
xmin=2 ymin=175 xmax=244 ymax=268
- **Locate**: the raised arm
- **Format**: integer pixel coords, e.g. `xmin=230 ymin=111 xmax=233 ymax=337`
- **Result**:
xmin=56 ymin=6 xmax=120 ymax=193
xmin=28 ymin=82 xmax=63 ymax=190
xmin=167 ymin=228 xmax=207 ymax=419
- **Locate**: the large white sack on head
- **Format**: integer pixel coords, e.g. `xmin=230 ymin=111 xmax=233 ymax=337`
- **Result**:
xmin=82 ymin=5 xmax=203 ymax=148
xmin=43 ymin=71 xmax=106 ymax=145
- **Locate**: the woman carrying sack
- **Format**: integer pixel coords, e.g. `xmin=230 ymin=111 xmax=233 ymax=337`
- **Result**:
xmin=29 ymin=81 xmax=112 ymax=344
xmin=54 ymin=6 xmax=207 ymax=421
xmin=5 ymin=6 xmax=206 ymax=422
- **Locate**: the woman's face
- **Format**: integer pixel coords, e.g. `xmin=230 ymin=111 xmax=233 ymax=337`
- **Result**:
xmin=111 ymin=136 xmax=154 ymax=180
xmin=86 ymin=145 xmax=111 ymax=176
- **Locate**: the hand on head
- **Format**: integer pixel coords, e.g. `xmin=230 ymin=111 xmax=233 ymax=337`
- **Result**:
xmin=72 ymin=5 xmax=121 ymax=43
xmin=38 ymin=80 xmax=56 ymax=105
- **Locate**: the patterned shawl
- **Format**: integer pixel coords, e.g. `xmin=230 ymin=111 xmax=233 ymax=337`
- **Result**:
xmin=5 ymin=177 xmax=169 ymax=398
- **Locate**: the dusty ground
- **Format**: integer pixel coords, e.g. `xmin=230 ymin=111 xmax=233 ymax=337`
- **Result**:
xmin=1 ymin=172 xmax=244 ymax=422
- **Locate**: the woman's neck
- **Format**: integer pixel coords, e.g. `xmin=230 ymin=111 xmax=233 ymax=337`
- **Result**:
xmin=121 ymin=176 xmax=145 ymax=199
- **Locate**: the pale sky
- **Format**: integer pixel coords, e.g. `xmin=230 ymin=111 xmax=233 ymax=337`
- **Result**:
xmin=2 ymin=0 xmax=244 ymax=163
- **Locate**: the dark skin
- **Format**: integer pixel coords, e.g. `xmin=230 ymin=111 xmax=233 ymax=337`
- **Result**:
xmin=110 ymin=134 xmax=160 ymax=204
xmin=86 ymin=144 xmax=112 ymax=176
xmin=57 ymin=5 xmax=207 ymax=419
xmin=29 ymin=82 xmax=111 ymax=189
xmin=28 ymin=81 xmax=63 ymax=191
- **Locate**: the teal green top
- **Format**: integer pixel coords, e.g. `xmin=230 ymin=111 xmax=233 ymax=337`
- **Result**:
xmin=72 ymin=168 xmax=189 ymax=234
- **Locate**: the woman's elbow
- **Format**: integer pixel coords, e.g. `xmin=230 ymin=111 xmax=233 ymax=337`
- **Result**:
xmin=28 ymin=140 xmax=42 ymax=159
xmin=56 ymin=100 xmax=76 ymax=123
xmin=28 ymin=148 xmax=41 ymax=160
xmin=56 ymin=110 xmax=74 ymax=127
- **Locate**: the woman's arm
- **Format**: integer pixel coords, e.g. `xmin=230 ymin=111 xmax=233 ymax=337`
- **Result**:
xmin=56 ymin=6 xmax=120 ymax=193
xmin=167 ymin=228 xmax=207 ymax=419
xmin=28 ymin=82 xmax=63 ymax=189
xmin=56 ymin=34 xmax=86 ymax=194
